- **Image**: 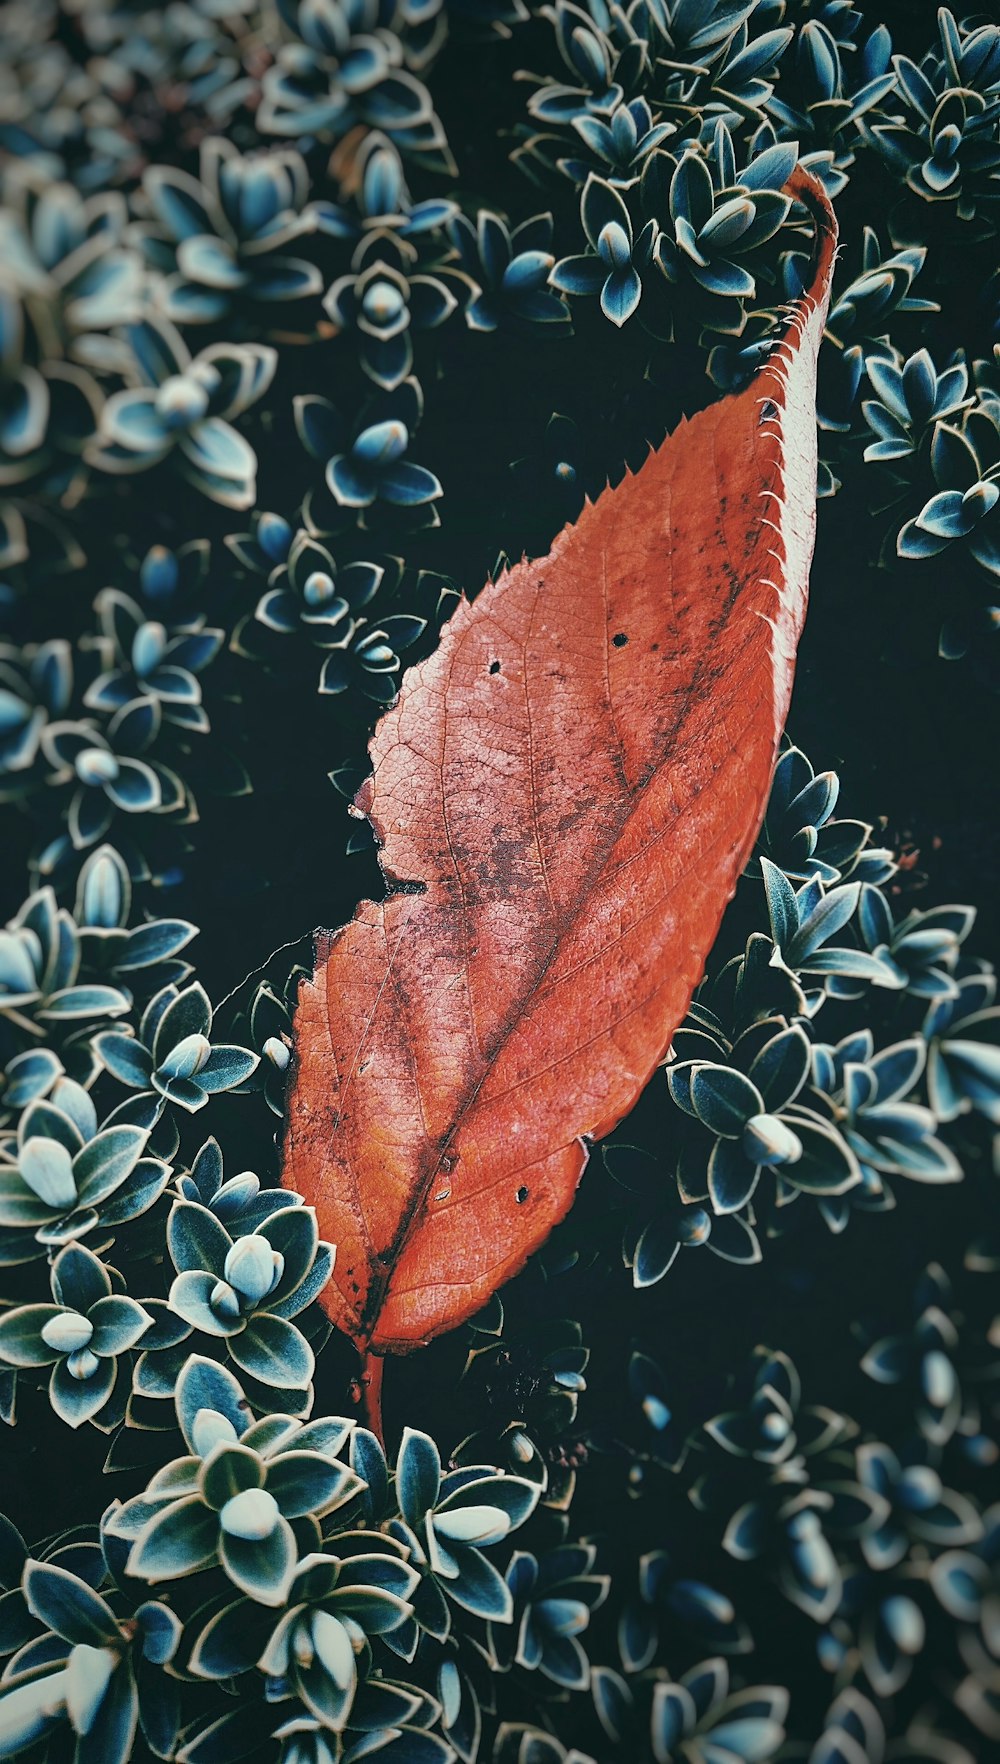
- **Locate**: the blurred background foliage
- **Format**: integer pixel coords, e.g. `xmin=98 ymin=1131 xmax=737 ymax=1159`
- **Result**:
xmin=0 ymin=2 xmax=998 ymax=1761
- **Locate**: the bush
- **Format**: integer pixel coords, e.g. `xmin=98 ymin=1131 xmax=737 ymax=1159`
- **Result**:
xmin=0 ymin=3 xmax=997 ymax=1761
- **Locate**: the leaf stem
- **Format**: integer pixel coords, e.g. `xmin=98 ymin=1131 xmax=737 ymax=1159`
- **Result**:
xmin=358 ymin=1349 xmax=385 ymax=1446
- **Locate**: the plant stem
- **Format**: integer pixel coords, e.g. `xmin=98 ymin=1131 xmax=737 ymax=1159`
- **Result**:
xmin=358 ymin=1349 xmax=385 ymax=1446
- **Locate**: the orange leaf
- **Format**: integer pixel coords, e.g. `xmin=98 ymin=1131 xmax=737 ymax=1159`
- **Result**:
xmin=283 ymin=171 xmax=837 ymax=1354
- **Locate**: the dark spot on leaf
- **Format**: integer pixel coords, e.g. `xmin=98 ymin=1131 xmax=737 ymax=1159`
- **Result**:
xmin=612 ymin=633 xmax=628 ymax=648
xmin=383 ymin=872 xmax=427 ymax=896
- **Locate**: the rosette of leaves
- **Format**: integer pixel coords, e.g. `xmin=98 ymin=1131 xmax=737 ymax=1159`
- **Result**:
xmin=85 ymin=318 xmax=276 ymax=511
xmin=703 ymin=1346 xmax=856 ymax=1475
xmin=267 ymin=1700 xmax=451 ymax=1764
xmin=639 ymin=132 xmax=797 ymax=338
xmin=53 ymin=0 xmax=261 ymax=156
xmin=550 ymin=175 xmax=657 ymax=326
xmin=160 ymin=1192 xmax=332 ymax=1395
xmin=0 ymin=1076 xmax=167 ymax=1265
xmin=495 ymin=1728 xmax=594 ymax=1764
xmin=666 ymin=1014 xmax=862 ymax=1218
xmin=520 ymin=0 xmax=650 ymax=131
xmin=83 ymin=589 xmax=224 ymax=737
xmin=174 ymin=1136 xmax=306 ymax=1233
xmin=258 ymin=0 xmax=450 ymax=167
xmin=0 ymin=1045 xmax=68 ymax=1135
xmin=803 ymin=1689 xmax=890 ymax=1764
xmin=135 ymin=136 xmax=323 ymax=327
xmin=768 ymin=17 xmax=896 ymax=171
xmin=0 ymin=884 xmax=130 ymax=1076
xmin=923 ymin=972 xmax=1000 ymax=1125
xmin=0 ymin=638 xmax=73 ymax=803
xmin=592 ymin=1657 xmax=788 ymax=1764
xmin=0 ymin=284 xmax=65 ymax=489
xmin=822 ymin=1565 xmax=933 ymax=1699
xmin=326 ymin=607 xmax=429 ymax=703
xmin=865 ymin=7 xmax=1000 ymax=222
xmin=0 ymin=166 xmax=140 ymax=497
xmin=617 ymin=1552 xmax=753 ymax=1676
xmin=0 ymin=284 xmax=102 ymax=518
xmin=855 ymin=886 xmax=975 ymax=998
xmin=456 ymin=1310 xmax=589 ymax=1506
xmin=231 ymin=518 xmax=370 ymax=662
xmin=521 ymin=0 xmax=791 ymax=145
xmin=228 ymin=515 xmax=426 ymax=703
xmin=694 ymin=924 xmax=820 ymax=1044
xmin=0 ymin=1547 xmax=181 ymax=1764
xmin=447 ymin=211 xmax=569 ymax=332
xmin=555 ymin=95 xmax=676 ymax=189
xmin=0 ymin=166 xmax=140 ymax=359
xmin=691 ymin=1353 xmax=873 ymax=1626
xmin=295 ymin=377 xmax=442 ymax=517
xmin=487 ymin=1544 xmax=609 ymax=1690
xmin=132 ymin=538 xmax=213 ymax=628
xmin=187 ymin=1544 xmax=422 ymax=1735
xmin=226 ymin=969 xmax=306 ymax=1116
xmin=722 ymin=1481 xmax=849 ymax=1625
xmin=40 ymin=696 xmax=190 ymax=857
xmin=859 ymin=1263 xmax=966 ymax=1448
xmin=819 ymin=227 xmax=938 ymax=433
xmin=0 ymin=1240 xmax=150 ymax=1429
xmin=107 ymin=1356 xmax=364 ymax=1608
xmin=0 ymin=3 xmax=134 ymax=189
xmin=603 ymin=1141 xmax=759 ymax=1289
xmin=311 ymin=130 xmax=457 ymax=266
xmin=855 ymin=1439 xmax=981 ymax=1572
xmin=380 ymin=1424 xmax=541 ymax=1632
xmin=760 ymin=859 xmax=898 ymax=1002
xmin=324 ymin=254 xmax=459 ymax=388
xmin=655 ymin=1 xmax=793 ymax=118
xmin=754 ymin=744 xmax=895 ymax=885
xmin=70 ymin=841 xmax=196 ymax=1002
xmin=861 ymin=345 xmax=971 ymax=466
xmin=896 ymin=395 xmax=1000 ymax=587
xmin=860 ymin=350 xmax=996 ymax=617
xmin=626 ymin=1346 xmax=690 ymax=1463
xmin=808 ymin=1033 xmax=962 ymax=1232
xmin=932 ymin=1504 xmax=1000 ymax=1739
xmin=93 ymin=979 xmax=259 ymax=1121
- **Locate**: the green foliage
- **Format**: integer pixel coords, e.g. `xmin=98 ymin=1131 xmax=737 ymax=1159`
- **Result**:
xmin=0 ymin=2 xmax=998 ymax=1761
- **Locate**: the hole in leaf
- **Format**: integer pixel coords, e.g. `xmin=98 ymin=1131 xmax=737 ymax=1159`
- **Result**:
xmin=489 ymin=660 xmax=501 ymax=674
xmin=612 ymin=633 xmax=628 ymax=648
xmin=516 ymin=1186 xmax=529 ymax=1203
xmin=384 ymin=875 xmax=427 ymax=897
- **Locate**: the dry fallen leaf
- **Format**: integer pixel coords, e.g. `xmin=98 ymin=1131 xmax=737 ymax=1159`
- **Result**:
xmin=283 ymin=169 xmax=838 ymax=1356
